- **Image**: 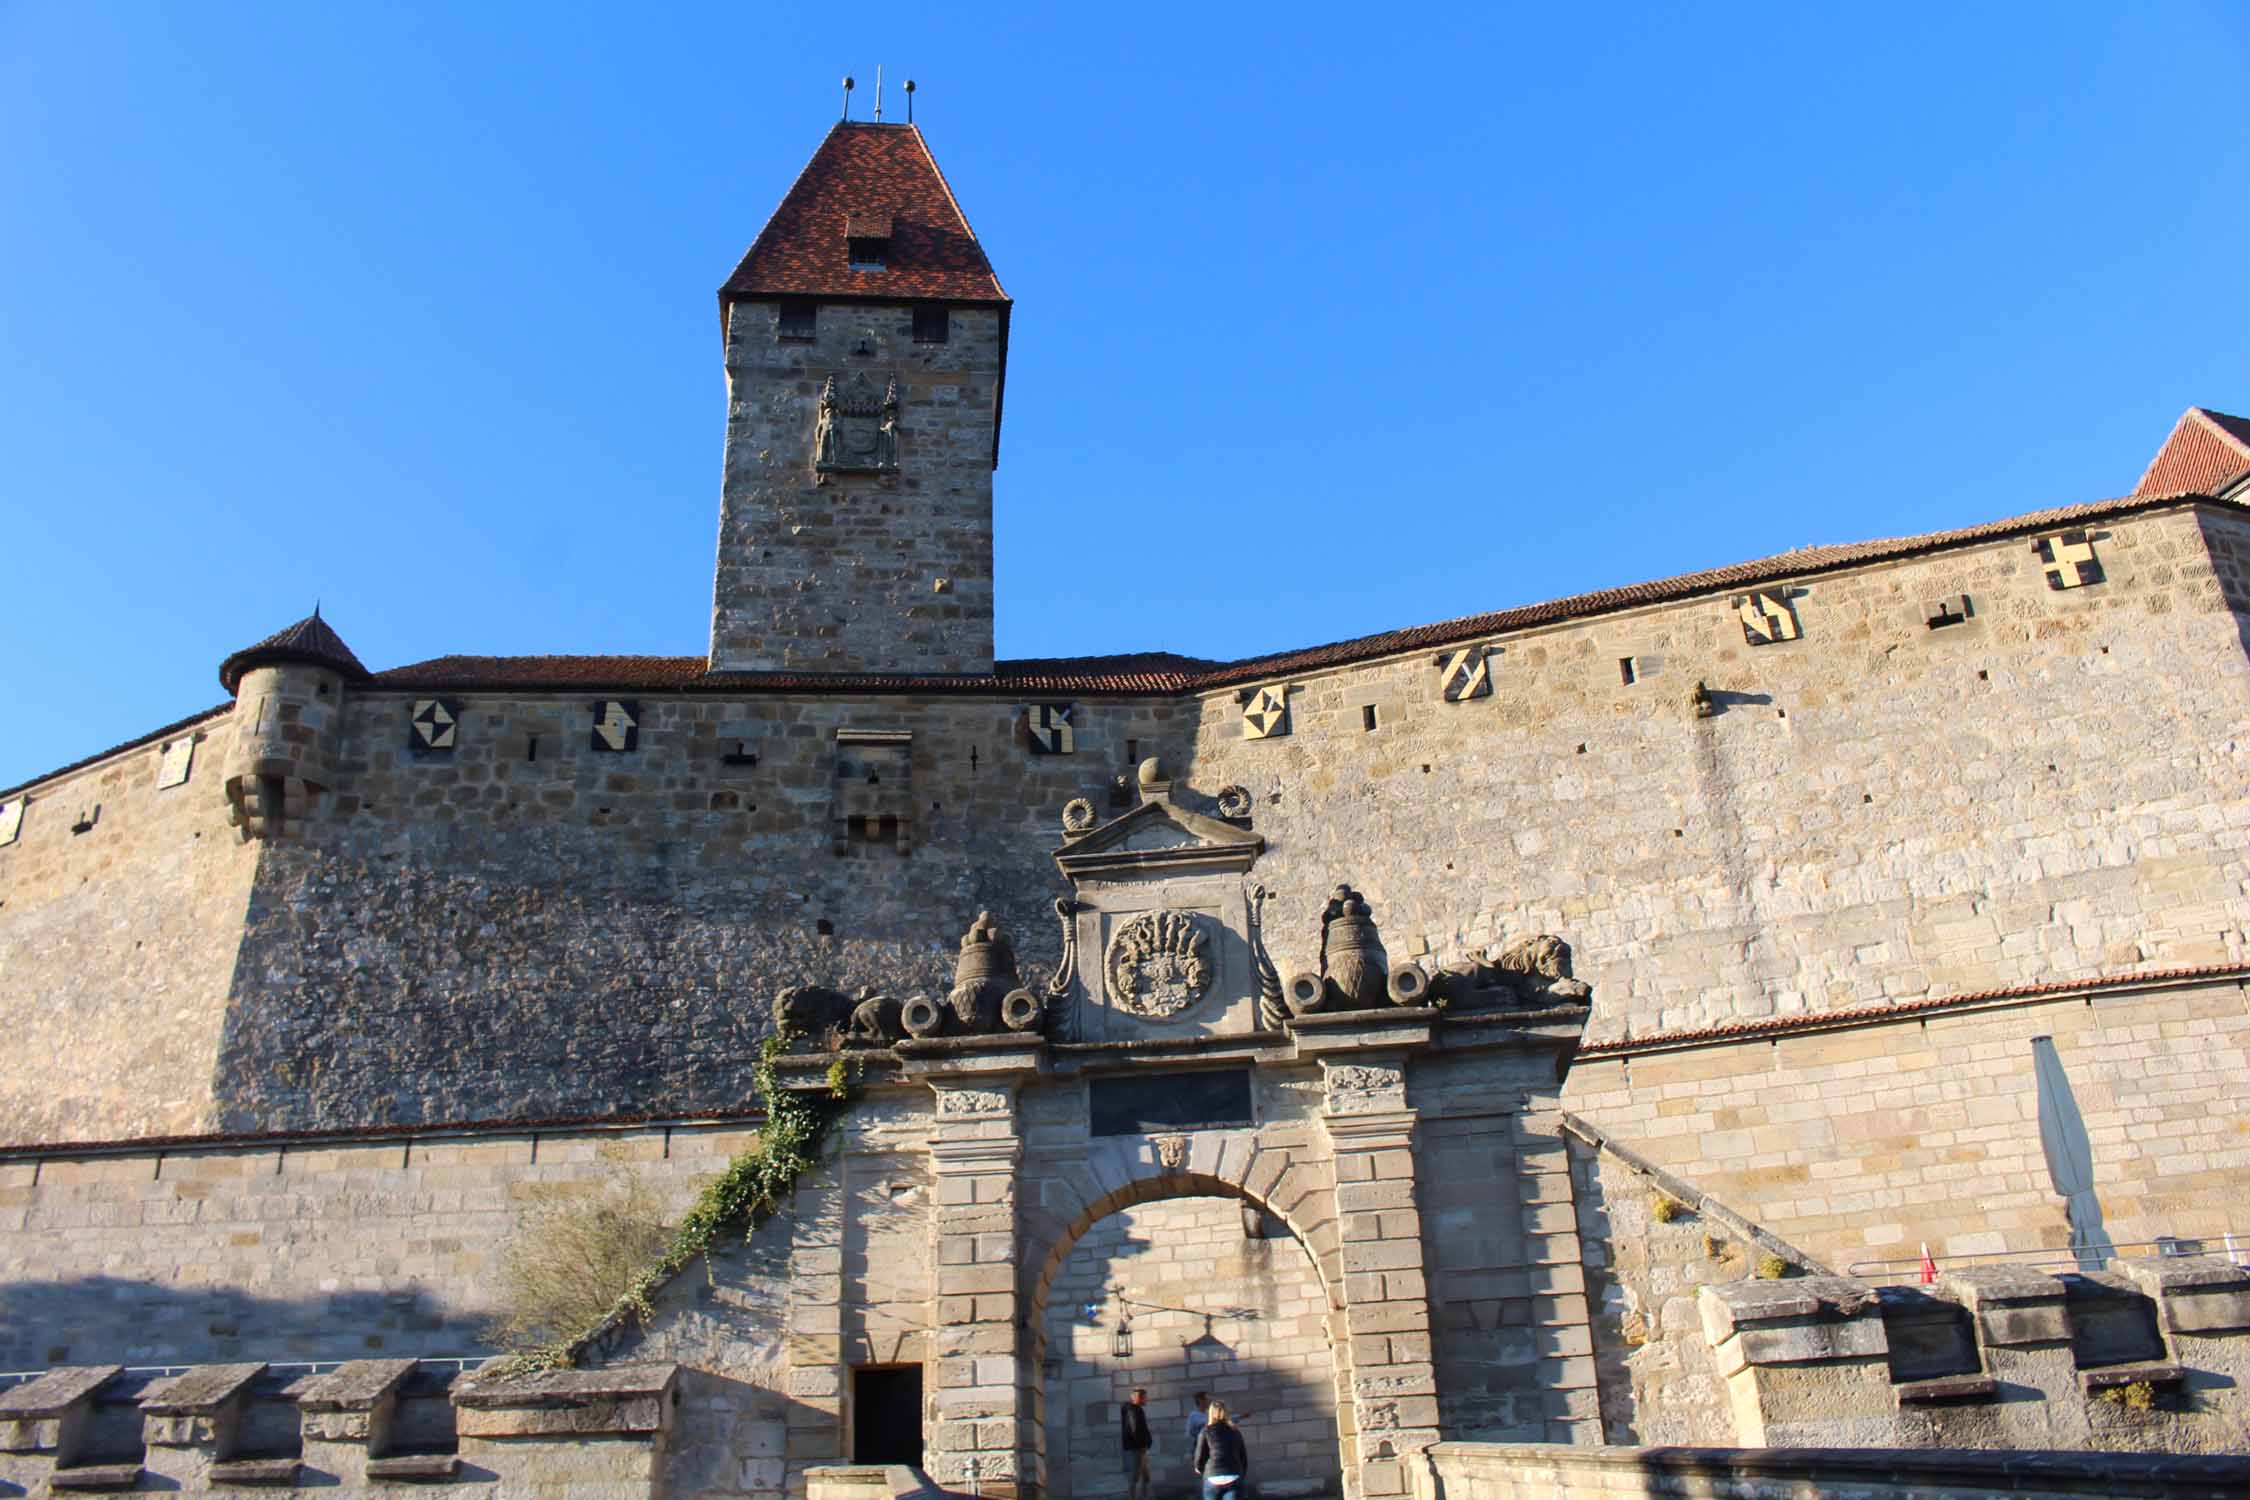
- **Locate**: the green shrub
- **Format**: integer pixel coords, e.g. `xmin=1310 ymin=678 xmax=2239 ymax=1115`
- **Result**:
xmin=1754 ymin=1253 xmax=1789 ymax=1280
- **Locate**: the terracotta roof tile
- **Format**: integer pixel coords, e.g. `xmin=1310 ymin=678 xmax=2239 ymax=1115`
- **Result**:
xmin=721 ymin=123 xmax=1007 ymax=306
xmin=2133 ymin=407 xmax=2250 ymax=498
xmin=218 ymin=609 xmax=371 ymax=694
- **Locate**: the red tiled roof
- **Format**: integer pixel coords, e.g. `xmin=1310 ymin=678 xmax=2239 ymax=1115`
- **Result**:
xmin=0 ymin=702 xmax=229 ymax=804
xmin=2133 ymin=407 xmax=2250 ymax=498
xmin=1577 ymin=962 xmax=2250 ymax=1058
xmin=721 ymin=123 xmax=1008 ymax=305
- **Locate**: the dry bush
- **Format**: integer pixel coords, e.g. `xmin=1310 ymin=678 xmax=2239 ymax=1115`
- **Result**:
xmin=1649 ymin=1192 xmax=1684 ymax=1224
xmin=490 ymin=1173 xmax=672 ymax=1352
xmin=1753 ymin=1252 xmax=1789 ymax=1280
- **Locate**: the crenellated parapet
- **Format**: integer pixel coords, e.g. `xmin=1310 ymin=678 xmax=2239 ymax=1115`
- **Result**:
xmin=1698 ymin=1256 xmax=2250 ymax=1453
xmin=0 ymin=1358 xmax=677 ymax=1498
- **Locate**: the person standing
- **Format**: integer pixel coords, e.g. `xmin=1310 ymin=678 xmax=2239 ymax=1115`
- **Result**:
xmin=1120 ymin=1387 xmax=1154 ymax=1500
xmin=1192 ymin=1399 xmax=1249 ymax=1500
xmin=1185 ymin=1391 xmax=1210 ymax=1475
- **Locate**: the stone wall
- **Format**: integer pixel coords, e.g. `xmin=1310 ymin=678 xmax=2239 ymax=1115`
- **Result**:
xmin=1184 ymin=503 xmax=2250 ymax=1043
xmin=0 ymin=709 xmax=249 ymax=1145
xmin=1406 ymin=1440 xmax=2250 ymax=1500
xmin=0 ymin=1122 xmax=757 ymax=1370
xmin=5 ymin=503 xmax=2250 ymax=1146
xmin=710 ymin=299 xmax=1002 ymax=673
xmin=213 ymin=690 xmax=1180 ymax=1130
xmin=1562 ymin=977 xmax=2250 ymax=1276
xmin=1038 ymin=1197 xmax=1339 ymax=1500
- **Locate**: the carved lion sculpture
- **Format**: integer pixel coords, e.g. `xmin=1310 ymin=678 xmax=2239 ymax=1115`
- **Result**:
xmin=1428 ymin=933 xmax=1592 ymax=1010
xmin=771 ymin=984 xmax=855 ymax=1049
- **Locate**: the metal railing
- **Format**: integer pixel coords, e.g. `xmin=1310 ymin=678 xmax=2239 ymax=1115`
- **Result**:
xmin=1846 ymin=1233 xmax=2250 ymax=1282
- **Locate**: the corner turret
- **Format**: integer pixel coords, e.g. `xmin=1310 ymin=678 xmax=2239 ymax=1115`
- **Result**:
xmin=216 ymin=609 xmax=368 ymax=839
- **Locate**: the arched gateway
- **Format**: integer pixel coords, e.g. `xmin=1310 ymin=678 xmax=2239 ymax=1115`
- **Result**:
xmin=762 ymin=763 xmax=1598 ymax=1500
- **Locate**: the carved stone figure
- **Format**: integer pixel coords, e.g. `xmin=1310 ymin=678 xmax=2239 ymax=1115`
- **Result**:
xmin=772 ymin=983 xmax=909 ymax=1050
xmin=1104 ymin=911 xmax=1214 ymax=1020
xmin=1427 ymin=932 xmax=1594 ymax=1011
xmin=813 ymin=372 xmax=902 ymax=475
xmin=902 ymin=911 xmax=1043 ymax=1039
xmin=1284 ymin=885 xmax=1427 ymax=1015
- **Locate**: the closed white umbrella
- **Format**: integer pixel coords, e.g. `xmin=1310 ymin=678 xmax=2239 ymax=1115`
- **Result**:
xmin=2031 ymin=1035 xmax=2110 ymax=1271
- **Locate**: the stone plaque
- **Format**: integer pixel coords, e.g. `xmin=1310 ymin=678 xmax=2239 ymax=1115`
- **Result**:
xmin=1437 ymin=645 xmax=1492 ymax=702
xmin=410 ymin=699 xmax=460 ymax=754
xmin=1104 ymin=910 xmax=1216 ymax=1021
xmin=1021 ymin=703 xmax=1074 ymax=754
xmin=0 ymin=798 xmax=20 ymax=847
xmin=1735 ymin=591 xmax=1801 ymax=645
xmin=1241 ymin=684 xmax=1290 ymax=740
xmin=591 ymin=700 xmax=639 ymax=753
xmin=156 ymin=737 xmax=196 ymax=789
xmin=2034 ymin=531 xmax=2104 ymax=590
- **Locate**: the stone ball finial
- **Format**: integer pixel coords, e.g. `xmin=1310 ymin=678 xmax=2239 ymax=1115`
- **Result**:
xmin=1137 ymin=757 xmax=1165 ymax=790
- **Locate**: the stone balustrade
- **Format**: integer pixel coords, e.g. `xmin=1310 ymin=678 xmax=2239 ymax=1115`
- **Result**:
xmin=0 ymin=1359 xmax=678 ymax=1498
xmin=1697 ymin=1255 xmax=2250 ymax=1453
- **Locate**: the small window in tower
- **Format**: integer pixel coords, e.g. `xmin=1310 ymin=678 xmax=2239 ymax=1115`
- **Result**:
xmin=912 ymin=305 xmax=949 ymax=344
xmin=848 ymin=236 xmax=889 ymax=270
xmin=777 ymin=301 xmax=817 ymax=341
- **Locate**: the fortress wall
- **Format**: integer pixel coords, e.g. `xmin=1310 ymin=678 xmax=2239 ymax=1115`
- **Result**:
xmin=1183 ymin=503 xmax=2250 ymax=1043
xmin=212 ymin=692 xmax=1186 ymax=1130
xmin=0 ymin=712 xmax=250 ymax=1145
xmin=0 ymin=1120 xmax=758 ymax=1371
xmin=1562 ymin=977 xmax=2250 ymax=1276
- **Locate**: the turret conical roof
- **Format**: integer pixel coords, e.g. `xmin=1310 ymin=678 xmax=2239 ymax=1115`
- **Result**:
xmin=218 ymin=608 xmax=371 ymax=694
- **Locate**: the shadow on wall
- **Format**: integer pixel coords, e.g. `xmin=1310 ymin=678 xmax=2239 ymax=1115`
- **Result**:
xmin=0 ymin=1274 xmax=481 ymax=1370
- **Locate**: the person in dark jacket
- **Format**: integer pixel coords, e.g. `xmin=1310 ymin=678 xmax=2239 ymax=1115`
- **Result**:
xmin=1191 ymin=1399 xmax=1249 ymax=1500
xmin=1120 ymin=1387 xmax=1153 ymax=1500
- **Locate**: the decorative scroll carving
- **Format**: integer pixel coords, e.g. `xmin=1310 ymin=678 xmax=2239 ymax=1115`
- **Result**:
xmin=1154 ymin=1134 xmax=1188 ymax=1170
xmin=1284 ymin=885 xmax=1426 ymax=1016
xmin=1104 ymin=911 xmax=1215 ymax=1021
xmin=1249 ymin=884 xmax=1288 ymax=1031
xmin=1426 ymin=933 xmax=1594 ymax=1013
xmin=1045 ymin=898 xmax=1084 ymax=1039
xmin=903 ymin=912 xmax=1042 ymax=1039
xmin=934 ymin=1088 xmax=1011 ymax=1116
xmin=813 ymin=372 xmax=901 ymax=475
xmin=1061 ymin=797 xmax=1097 ymax=835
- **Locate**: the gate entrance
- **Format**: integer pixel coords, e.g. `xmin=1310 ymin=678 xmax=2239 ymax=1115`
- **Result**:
xmin=1036 ymin=1195 xmax=1342 ymax=1500
xmin=852 ymin=1366 xmax=925 ymax=1467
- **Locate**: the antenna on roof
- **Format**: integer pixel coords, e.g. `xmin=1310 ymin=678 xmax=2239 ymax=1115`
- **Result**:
xmin=840 ymin=74 xmax=855 ymax=121
xmin=904 ymin=78 xmax=916 ymax=124
xmin=874 ymin=65 xmax=883 ymax=123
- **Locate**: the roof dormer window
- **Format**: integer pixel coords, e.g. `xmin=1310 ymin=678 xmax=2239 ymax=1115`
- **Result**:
xmin=845 ymin=210 xmax=894 ymax=272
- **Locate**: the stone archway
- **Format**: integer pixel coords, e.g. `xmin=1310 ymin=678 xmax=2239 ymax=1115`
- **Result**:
xmin=1023 ymin=1169 xmax=1354 ymax=1500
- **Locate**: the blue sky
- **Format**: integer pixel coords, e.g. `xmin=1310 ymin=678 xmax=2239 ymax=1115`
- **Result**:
xmin=3 ymin=2 xmax=2247 ymax=788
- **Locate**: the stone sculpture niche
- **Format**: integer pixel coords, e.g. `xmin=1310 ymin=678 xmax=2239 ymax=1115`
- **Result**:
xmin=812 ymin=371 xmax=901 ymax=476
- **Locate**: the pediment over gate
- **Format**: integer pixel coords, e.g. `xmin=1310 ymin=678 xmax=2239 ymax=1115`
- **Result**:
xmin=1051 ymin=786 xmax=1262 ymax=884
xmin=1048 ymin=762 xmax=1272 ymax=1043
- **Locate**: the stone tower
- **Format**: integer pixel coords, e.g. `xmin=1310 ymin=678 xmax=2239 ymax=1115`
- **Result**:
xmin=710 ymin=122 xmax=1010 ymax=674
xmin=215 ymin=608 xmax=368 ymax=838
